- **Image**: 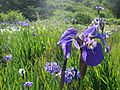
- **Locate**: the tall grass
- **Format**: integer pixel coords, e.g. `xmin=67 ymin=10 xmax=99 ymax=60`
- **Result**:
xmin=0 ymin=20 xmax=120 ymax=90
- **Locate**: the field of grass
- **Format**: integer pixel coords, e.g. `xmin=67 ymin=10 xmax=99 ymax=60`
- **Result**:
xmin=0 ymin=19 xmax=120 ymax=90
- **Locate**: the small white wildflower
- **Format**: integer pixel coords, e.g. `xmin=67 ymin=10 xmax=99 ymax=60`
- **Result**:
xmin=19 ymin=68 xmax=25 ymax=76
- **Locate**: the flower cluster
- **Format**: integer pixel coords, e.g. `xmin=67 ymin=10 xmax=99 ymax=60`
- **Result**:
xmin=56 ymin=67 xmax=80 ymax=83
xmin=94 ymin=18 xmax=107 ymax=25
xmin=45 ymin=62 xmax=61 ymax=75
xmin=45 ymin=62 xmax=80 ymax=83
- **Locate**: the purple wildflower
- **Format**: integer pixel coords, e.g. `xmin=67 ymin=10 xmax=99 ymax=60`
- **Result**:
xmin=45 ymin=62 xmax=61 ymax=75
xmin=23 ymin=82 xmax=33 ymax=87
xmin=56 ymin=67 xmax=80 ymax=83
xmin=93 ymin=18 xmax=107 ymax=26
xmin=81 ymin=25 xmax=110 ymax=53
xmin=63 ymin=19 xmax=69 ymax=23
xmin=72 ymin=18 xmax=77 ymax=24
xmin=5 ymin=54 xmax=12 ymax=61
xmin=16 ymin=21 xmax=30 ymax=26
xmin=58 ymin=25 xmax=109 ymax=66
xmin=96 ymin=6 xmax=104 ymax=10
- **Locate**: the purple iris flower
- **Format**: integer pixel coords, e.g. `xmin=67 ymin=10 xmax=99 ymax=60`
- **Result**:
xmin=45 ymin=62 xmax=61 ymax=75
xmin=96 ymin=6 xmax=104 ymax=10
xmin=5 ymin=54 xmax=12 ymax=61
xmin=58 ymin=25 xmax=109 ymax=66
xmin=23 ymin=82 xmax=33 ymax=87
xmin=94 ymin=18 xmax=107 ymax=25
xmin=72 ymin=18 xmax=77 ymax=24
xmin=56 ymin=67 xmax=80 ymax=83
xmin=64 ymin=70 xmax=73 ymax=83
xmin=64 ymin=68 xmax=80 ymax=83
xmin=81 ymin=25 xmax=110 ymax=53
xmin=63 ymin=19 xmax=69 ymax=23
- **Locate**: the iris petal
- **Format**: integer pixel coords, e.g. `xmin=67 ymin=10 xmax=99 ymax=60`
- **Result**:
xmin=57 ymin=28 xmax=78 ymax=59
xmin=82 ymin=42 xmax=104 ymax=66
xmin=96 ymin=33 xmax=110 ymax=53
xmin=61 ymin=41 xmax=72 ymax=59
xmin=81 ymin=25 xmax=97 ymax=36
xmin=74 ymin=41 xmax=80 ymax=49
xmin=57 ymin=28 xmax=78 ymax=45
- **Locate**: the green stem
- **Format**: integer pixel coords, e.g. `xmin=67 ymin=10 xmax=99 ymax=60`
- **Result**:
xmin=79 ymin=48 xmax=87 ymax=89
xmin=60 ymin=58 xmax=67 ymax=90
xmin=80 ymin=79 xmax=83 ymax=90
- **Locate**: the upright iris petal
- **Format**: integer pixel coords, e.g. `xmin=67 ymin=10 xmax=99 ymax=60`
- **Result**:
xmin=80 ymin=25 xmax=97 ymax=37
xmin=82 ymin=42 xmax=104 ymax=66
xmin=81 ymin=25 xmax=110 ymax=53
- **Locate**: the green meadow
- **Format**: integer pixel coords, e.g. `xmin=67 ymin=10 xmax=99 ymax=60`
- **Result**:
xmin=0 ymin=0 xmax=120 ymax=90
xmin=0 ymin=19 xmax=120 ymax=90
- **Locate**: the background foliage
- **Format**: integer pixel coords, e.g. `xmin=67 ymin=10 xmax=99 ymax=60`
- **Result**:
xmin=0 ymin=0 xmax=120 ymax=21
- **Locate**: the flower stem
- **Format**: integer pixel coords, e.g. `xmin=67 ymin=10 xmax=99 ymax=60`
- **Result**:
xmin=60 ymin=58 xmax=67 ymax=90
xmin=79 ymin=48 xmax=87 ymax=89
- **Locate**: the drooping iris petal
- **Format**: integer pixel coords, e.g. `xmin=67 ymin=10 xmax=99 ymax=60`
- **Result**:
xmin=61 ymin=41 xmax=72 ymax=58
xmin=57 ymin=28 xmax=78 ymax=45
xmin=57 ymin=36 xmax=74 ymax=45
xmin=82 ymin=42 xmax=104 ymax=66
xmin=96 ymin=33 xmax=110 ymax=53
xmin=57 ymin=28 xmax=78 ymax=59
xmin=74 ymin=41 xmax=80 ymax=49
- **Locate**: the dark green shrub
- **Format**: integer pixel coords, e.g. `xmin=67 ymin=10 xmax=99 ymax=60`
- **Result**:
xmin=0 ymin=11 xmax=25 ymax=23
xmin=106 ymin=18 xmax=117 ymax=24
xmin=74 ymin=12 xmax=93 ymax=25
xmin=117 ymin=19 xmax=120 ymax=25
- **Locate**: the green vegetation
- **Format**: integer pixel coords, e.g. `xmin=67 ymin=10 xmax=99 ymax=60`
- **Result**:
xmin=0 ymin=19 xmax=120 ymax=89
xmin=0 ymin=0 xmax=120 ymax=90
